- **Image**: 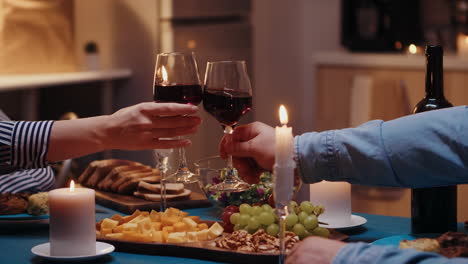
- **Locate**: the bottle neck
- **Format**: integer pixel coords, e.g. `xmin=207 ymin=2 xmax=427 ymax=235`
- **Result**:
xmin=425 ymin=52 xmax=444 ymax=99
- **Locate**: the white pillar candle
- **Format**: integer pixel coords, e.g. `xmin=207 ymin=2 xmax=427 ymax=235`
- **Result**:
xmin=273 ymin=105 xmax=295 ymax=207
xmin=49 ymin=181 xmax=96 ymax=256
xmin=309 ymin=181 xmax=351 ymax=226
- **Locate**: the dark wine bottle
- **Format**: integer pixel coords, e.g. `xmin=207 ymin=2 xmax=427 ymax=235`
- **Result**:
xmin=411 ymin=45 xmax=457 ymax=234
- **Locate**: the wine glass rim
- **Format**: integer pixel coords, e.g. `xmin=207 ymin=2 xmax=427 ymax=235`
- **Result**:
xmin=207 ymin=60 xmax=246 ymax=65
xmin=157 ymin=51 xmax=195 ymax=56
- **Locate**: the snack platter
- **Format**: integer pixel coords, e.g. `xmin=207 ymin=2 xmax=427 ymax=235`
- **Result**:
xmin=97 ymin=220 xmax=348 ymax=264
xmin=98 ymin=228 xmax=347 ymax=264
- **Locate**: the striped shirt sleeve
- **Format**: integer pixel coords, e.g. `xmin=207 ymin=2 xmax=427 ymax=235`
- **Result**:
xmin=0 ymin=167 xmax=55 ymax=193
xmin=0 ymin=120 xmax=54 ymax=171
xmin=0 ymin=118 xmax=56 ymax=193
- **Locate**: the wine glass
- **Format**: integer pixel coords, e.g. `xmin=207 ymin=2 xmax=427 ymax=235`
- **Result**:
xmin=203 ymin=60 xmax=253 ymax=192
xmin=153 ymin=52 xmax=202 ymax=183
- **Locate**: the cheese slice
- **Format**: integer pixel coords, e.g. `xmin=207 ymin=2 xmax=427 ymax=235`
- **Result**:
xmin=207 ymin=222 xmax=224 ymax=239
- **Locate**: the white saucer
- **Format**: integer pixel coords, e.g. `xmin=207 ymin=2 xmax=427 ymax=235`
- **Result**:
xmin=31 ymin=241 xmax=114 ymax=261
xmin=319 ymin=214 xmax=367 ymax=230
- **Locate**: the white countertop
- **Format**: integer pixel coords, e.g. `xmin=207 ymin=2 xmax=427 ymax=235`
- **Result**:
xmin=0 ymin=69 xmax=132 ymax=92
xmin=312 ymin=51 xmax=468 ymax=71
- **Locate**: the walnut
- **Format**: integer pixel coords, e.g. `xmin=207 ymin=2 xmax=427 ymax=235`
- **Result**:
xmin=215 ymin=229 xmax=300 ymax=254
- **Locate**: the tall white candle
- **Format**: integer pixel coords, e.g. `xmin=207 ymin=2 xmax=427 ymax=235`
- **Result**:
xmin=309 ymin=181 xmax=351 ymax=226
xmin=273 ymin=105 xmax=295 ymax=207
xmin=49 ymin=181 xmax=96 ymax=256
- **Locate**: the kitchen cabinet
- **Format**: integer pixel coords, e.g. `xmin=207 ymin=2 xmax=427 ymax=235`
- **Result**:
xmin=313 ymin=52 xmax=468 ymax=221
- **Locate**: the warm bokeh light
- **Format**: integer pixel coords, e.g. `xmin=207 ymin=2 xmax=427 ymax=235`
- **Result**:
xmin=161 ymin=65 xmax=168 ymax=82
xmin=464 ymin=36 xmax=468 ymax=45
xmin=69 ymin=180 xmax=75 ymax=192
xmin=187 ymin=40 xmax=197 ymax=49
xmin=408 ymin=44 xmax=417 ymax=54
xmin=279 ymin=105 xmax=288 ymax=125
xmin=394 ymin=41 xmax=403 ymax=50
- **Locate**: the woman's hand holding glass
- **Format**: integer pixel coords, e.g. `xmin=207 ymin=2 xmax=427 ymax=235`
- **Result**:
xmin=153 ymin=52 xmax=203 ymax=183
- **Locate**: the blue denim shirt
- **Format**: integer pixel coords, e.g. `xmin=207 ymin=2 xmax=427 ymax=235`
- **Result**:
xmin=295 ymin=106 xmax=468 ymax=187
xmin=294 ymin=106 xmax=468 ymax=264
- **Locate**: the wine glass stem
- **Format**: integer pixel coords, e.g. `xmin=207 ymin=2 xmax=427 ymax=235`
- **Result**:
xmin=277 ymin=207 xmax=287 ymax=264
xmin=160 ymin=172 xmax=167 ymax=212
xmin=224 ymin=125 xmax=234 ymax=176
xmin=178 ymin=137 xmax=188 ymax=170
xmin=154 ymin=150 xmax=168 ymax=212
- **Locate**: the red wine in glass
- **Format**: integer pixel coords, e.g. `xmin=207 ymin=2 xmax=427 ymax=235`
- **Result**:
xmin=154 ymin=84 xmax=202 ymax=105
xmin=203 ymin=89 xmax=252 ymax=127
xmin=153 ymin=52 xmax=202 ymax=184
xmin=203 ymin=60 xmax=253 ymax=192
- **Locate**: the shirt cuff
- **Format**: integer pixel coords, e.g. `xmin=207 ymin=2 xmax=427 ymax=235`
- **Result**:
xmin=10 ymin=121 xmax=54 ymax=170
xmin=294 ymin=130 xmax=338 ymax=184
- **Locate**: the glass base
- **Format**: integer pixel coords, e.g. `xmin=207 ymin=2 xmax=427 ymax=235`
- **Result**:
xmin=208 ymin=180 xmax=250 ymax=192
xmin=170 ymin=168 xmax=199 ymax=183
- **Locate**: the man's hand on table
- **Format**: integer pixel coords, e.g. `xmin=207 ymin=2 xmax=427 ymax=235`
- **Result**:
xmin=286 ymin=237 xmax=346 ymax=264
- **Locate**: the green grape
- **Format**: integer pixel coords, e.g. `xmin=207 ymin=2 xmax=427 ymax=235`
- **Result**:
xmin=239 ymin=214 xmax=250 ymax=225
xmin=289 ymin=201 xmax=298 ymax=209
xmin=292 ymin=223 xmax=306 ymax=237
xmin=311 ymin=227 xmax=330 ymax=237
xmin=251 ymin=206 xmax=263 ymax=216
xmin=261 ymin=204 xmax=273 ymax=212
xmin=258 ymin=211 xmax=275 ymax=226
xmin=288 ymin=201 xmax=298 ymax=214
xmin=300 ymin=201 xmax=315 ymax=215
xmin=298 ymin=211 xmax=308 ymax=223
xmin=303 ymin=215 xmax=318 ymax=230
xmin=314 ymin=205 xmax=325 ymax=216
xmin=247 ymin=217 xmax=260 ymax=230
xmin=285 ymin=213 xmax=298 ymax=228
xmin=266 ymin=224 xmax=279 ymax=237
xmin=234 ymin=224 xmax=243 ymax=231
xmin=239 ymin=204 xmax=252 ymax=215
xmin=299 ymin=229 xmax=312 ymax=240
xmin=230 ymin=213 xmax=240 ymax=225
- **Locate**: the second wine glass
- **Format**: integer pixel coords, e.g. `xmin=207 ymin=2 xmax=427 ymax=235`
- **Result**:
xmin=153 ymin=52 xmax=202 ymax=183
xmin=203 ymin=60 xmax=253 ymax=192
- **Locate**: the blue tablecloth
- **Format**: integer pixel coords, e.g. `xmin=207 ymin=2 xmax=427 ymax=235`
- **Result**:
xmin=0 ymin=205 xmax=465 ymax=264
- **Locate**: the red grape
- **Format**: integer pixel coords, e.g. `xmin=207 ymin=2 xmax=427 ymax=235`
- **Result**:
xmin=222 ymin=222 xmax=234 ymax=233
xmin=222 ymin=210 xmax=235 ymax=224
xmin=225 ymin=205 xmax=239 ymax=213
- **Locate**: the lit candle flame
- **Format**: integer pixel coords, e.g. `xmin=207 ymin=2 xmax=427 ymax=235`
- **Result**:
xmin=408 ymin=44 xmax=417 ymax=54
xmin=279 ymin=105 xmax=288 ymax=125
xmin=161 ymin=66 xmax=168 ymax=83
xmin=69 ymin=180 xmax=75 ymax=192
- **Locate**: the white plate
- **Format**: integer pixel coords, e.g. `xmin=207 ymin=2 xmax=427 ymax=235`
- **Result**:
xmin=319 ymin=214 xmax=367 ymax=230
xmin=31 ymin=241 xmax=114 ymax=261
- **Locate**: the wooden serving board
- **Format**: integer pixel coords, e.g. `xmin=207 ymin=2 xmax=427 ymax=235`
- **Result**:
xmin=97 ymin=225 xmax=348 ymax=264
xmin=95 ymin=190 xmax=211 ymax=214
